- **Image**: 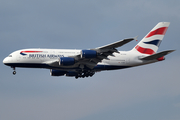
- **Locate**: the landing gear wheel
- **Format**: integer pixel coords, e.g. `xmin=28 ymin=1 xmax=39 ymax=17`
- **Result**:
xmin=11 ymin=67 xmax=16 ymax=75
xmin=13 ymin=71 xmax=16 ymax=75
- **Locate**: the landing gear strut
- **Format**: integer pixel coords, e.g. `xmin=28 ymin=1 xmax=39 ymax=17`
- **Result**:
xmin=12 ymin=67 xmax=16 ymax=75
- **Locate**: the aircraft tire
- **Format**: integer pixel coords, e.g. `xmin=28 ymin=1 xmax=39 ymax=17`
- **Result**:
xmin=13 ymin=71 xmax=16 ymax=75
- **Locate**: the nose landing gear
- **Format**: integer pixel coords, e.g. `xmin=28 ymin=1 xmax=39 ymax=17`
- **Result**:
xmin=13 ymin=71 xmax=16 ymax=75
xmin=11 ymin=67 xmax=16 ymax=75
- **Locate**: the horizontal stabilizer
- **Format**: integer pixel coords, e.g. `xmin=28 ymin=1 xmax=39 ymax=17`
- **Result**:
xmin=140 ymin=50 xmax=175 ymax=60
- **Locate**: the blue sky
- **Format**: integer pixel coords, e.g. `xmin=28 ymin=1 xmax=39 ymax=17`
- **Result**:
xmin=1 ymin=0 xmax=180 ymax=120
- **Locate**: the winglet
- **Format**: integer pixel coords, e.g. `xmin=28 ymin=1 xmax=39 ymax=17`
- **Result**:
xmin=134 ymin=36 xmax=138 ymax=41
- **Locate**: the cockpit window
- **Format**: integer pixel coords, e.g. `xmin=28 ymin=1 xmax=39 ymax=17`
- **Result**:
xmin=8 ymin=55 xmax=12 ymax=57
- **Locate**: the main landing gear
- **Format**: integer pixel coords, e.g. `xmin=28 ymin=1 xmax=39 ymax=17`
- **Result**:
xmin=12 ymin=67 xmax=16 ymax=75
xmin=75 ymin=71 xmax=95 ymax=79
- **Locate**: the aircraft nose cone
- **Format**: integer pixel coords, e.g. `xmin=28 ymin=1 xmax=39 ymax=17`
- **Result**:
xmin=3 ymin=57 xmax=8 ymax=65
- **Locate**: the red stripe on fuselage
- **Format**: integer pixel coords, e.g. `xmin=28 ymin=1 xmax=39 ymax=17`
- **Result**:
xmin=145 ymin=27 xmax=168 ymax=38
xmin=135 ymin=45 xmax=155 ymax=55
xmin=20 ymin=51 xmax=42 ymax=53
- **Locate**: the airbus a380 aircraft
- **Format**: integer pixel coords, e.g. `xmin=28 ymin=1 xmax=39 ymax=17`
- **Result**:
xmin=3 ymin=22 xmax=175 ymax=79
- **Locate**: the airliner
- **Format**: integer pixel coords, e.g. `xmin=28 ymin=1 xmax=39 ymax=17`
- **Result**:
xmin=3 ymin=22 xmax=175 ymax=79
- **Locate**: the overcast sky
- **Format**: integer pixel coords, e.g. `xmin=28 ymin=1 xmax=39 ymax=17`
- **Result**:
xmin=1 ymin=0 xmax=180 ymax=120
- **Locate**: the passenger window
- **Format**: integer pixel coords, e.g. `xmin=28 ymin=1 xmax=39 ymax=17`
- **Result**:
xmin=9 ymin=55 xmax=12 ymax=57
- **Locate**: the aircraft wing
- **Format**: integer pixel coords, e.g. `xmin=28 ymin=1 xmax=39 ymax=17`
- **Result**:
xmin=95 ymin=37 xmax=137 ymax=51
xmin=46 ymin=37 xmax=136 ymax=69
xmin=73 ymin=37 xmax=136 ymax=69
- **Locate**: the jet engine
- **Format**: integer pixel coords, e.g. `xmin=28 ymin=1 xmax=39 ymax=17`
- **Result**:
xmin=81 ymin=50 xmax=97 ymax=58
xmin=59 ymin=57 xmax=75 ymax=66
xmin=50 ymin=69 xmax=67 ymax=76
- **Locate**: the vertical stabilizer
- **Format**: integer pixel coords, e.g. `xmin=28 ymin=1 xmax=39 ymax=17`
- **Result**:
xmin=132 ymin=22 xmax=170 ymax=55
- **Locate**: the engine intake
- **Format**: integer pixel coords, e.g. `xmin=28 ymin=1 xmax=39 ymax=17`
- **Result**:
xmin=59 ymin=57 xmax=75 ymax=66
xmin=81 ymin=50 xmax=97 ymax=58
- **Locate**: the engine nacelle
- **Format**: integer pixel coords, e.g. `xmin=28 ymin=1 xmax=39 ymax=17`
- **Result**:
xmin=81 ymin=50 xmax=97 ymax=58
xmin=59 ymin=57 xmax=75 ymax=66
xmin=50 ymin=69 xmax=67 ymax=76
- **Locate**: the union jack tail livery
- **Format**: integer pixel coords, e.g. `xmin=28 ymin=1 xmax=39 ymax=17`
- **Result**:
xmin=132 ymin=22 xmax=170 ymax=55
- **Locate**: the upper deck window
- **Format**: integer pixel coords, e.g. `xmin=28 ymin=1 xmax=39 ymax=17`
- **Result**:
xmin=8 ymin=55 xmax=12 ymax=57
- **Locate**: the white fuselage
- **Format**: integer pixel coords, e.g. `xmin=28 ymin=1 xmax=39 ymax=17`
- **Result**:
xmin=3 ymin=48 xmax=157 ymax=71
